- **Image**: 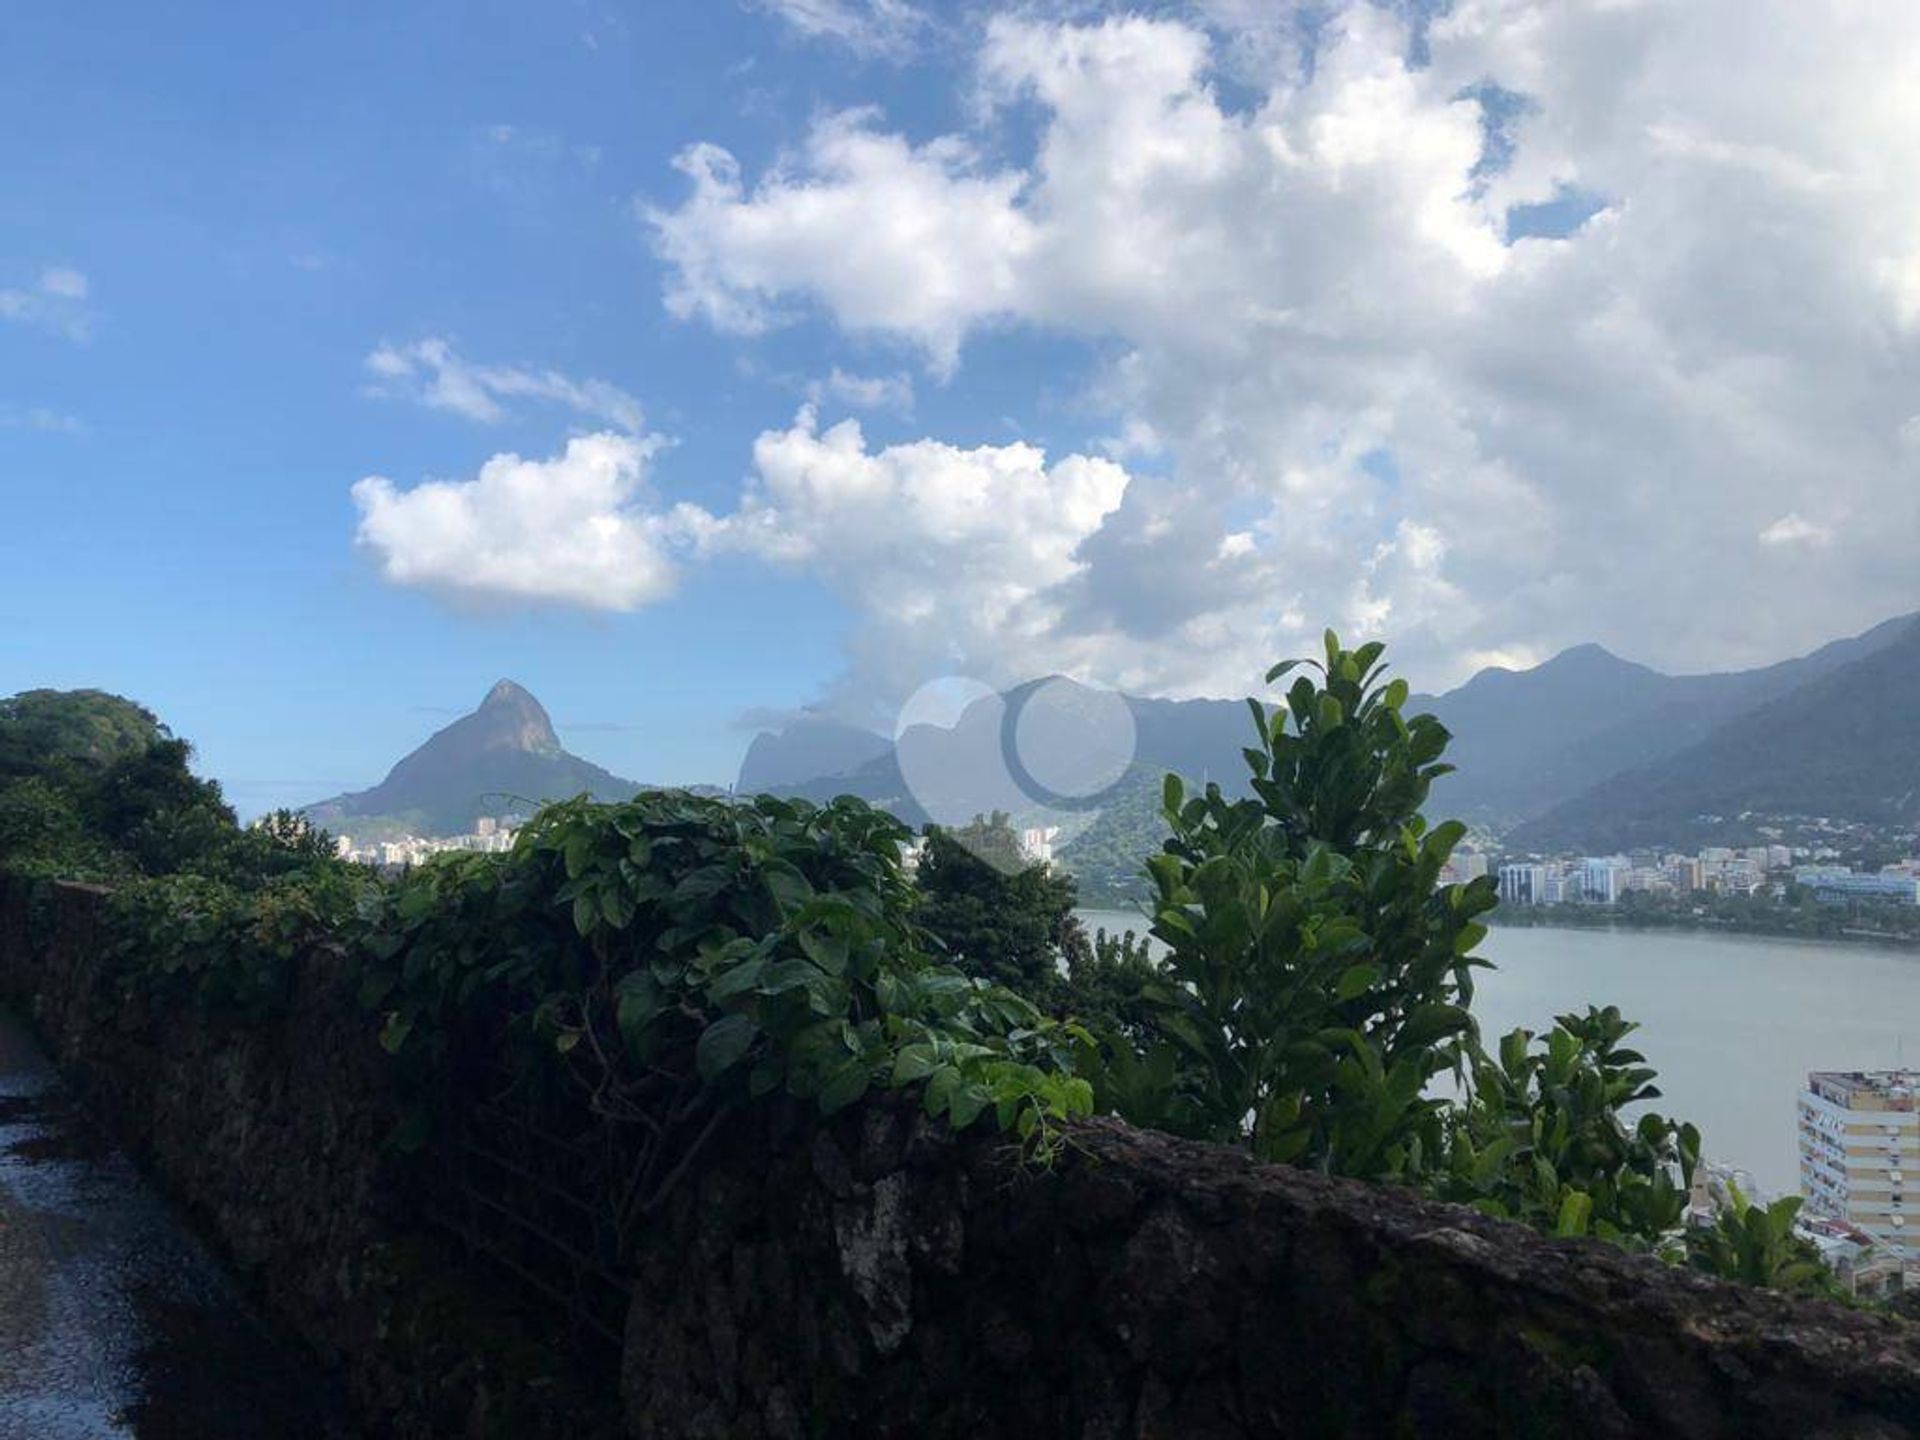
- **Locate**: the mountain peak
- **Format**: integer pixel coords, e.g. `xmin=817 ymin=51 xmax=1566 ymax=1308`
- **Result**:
xmin=482 ymin=678 xmax=537 ymax=710
xmin=302 ymin=678 xmax=634 ymax=838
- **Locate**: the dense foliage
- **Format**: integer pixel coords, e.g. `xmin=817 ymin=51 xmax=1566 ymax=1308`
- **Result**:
xmin=1053 ymin=765 xmax=1167 ymax=904
xmin=1078 ymin=638 xmax=1493 ymax=1180
xmin=1069 ymin=636 xmax=1835 ymax=1287
xmin=1438 ymin=1007 xmax=1699 ymax=1248
xmin=359 ymin=793 xmax=1090 ymax=1153
xmin=0 ymin=665 xmax=1849 ymax=1296
xmin=0 ymin=687 xmax=333 ymax=884
xmin=913 ymin=811 xmax=1081 ymax=1005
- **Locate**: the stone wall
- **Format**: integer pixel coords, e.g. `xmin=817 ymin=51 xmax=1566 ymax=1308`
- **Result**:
xmin=0 ymin=878 xmax=624 ymax=1439
xmin=624 ymin=1096 xmax=1920 ymax=1440
xmin=5 ymin=878 xmax=1919 ymax=1439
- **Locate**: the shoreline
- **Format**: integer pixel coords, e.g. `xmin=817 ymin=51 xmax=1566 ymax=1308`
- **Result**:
xmin=1484 ymin=909 xmax=1920 ymax=952
xmin=1075 ymin=897 xmax=1920 ymax=954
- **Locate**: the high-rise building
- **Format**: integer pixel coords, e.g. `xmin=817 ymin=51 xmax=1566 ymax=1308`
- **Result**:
xmin=1497 ymin=863 xmax=1545 ymax=906
xmin=1799 ymin=1070 xmax=1918 ymax=1283
xmin=1579 ymin=856 xmax=1625 ymax=904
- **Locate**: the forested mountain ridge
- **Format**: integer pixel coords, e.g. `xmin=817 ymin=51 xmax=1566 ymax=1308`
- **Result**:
xmin=1507 ymin=617 xmax=1920 ymax=851
xmin=746 ymin=612 xmax=1919 ymax=869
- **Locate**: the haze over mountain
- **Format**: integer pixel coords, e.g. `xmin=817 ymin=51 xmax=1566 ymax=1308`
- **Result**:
xmin=311 ymin=609 xmax=1920 ymax=854
xmin=1416 ymin=610 xmax=1920 ymax=825
xmin=743 ymin=610 xmax=1920 ymax=865
xmin=735 ymin=718 xmax=891 ymax=794
xmin=305 ymin=681 xmax=640 ymax=840
xmin=1509 ymin=617 xmax=1920 ymax=852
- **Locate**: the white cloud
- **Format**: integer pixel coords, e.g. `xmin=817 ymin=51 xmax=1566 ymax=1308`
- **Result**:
xmin=810 ymin=367 xmax=915 ymax=414
xmin=1758 ymin=513 xmax=1831 ymax=548
xmin=363 ymin=339 xmax=646 ymax=433
xmin=1 ymin=265 xmax=92 ymax=340
xmin=351 ymin=432 xmax=691 ymax=610
xmin=648 ymin=118 xmax=1034 ymax=374
xmin=649 ymin=3 xmax=1920 ymax=694
xmin=689 ymin=407 xmax=1131 ymax=698
xmin=746 ymin=0 xmax=926 ymax=58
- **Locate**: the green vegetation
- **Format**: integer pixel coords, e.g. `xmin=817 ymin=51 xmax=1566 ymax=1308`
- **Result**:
xmin=913 ymin=811 xmax=1082 ymax=1005
xmin=1077 ymin=639 xmax=1493 ymax=1180
xmin=359 ymin=792 xmax=1090 ymax=1155
xmin=1440 ymin=1007 xmax=1698 ymax=1249
xmin=0 ymin=657 xmax=1851 ymax=1296
xmin=1510 ymin=617 xmax=1920 ymax=851
xmin=1686 ymin=1183 xmax=1837 ymax=1294
xmin=0 ymin=687 xmax=334 ymax=884
xmin=1054 ymin=765 xmax=1166 ymax=904
xmin=1061 ymin=635 xmax=1833 ymax=1285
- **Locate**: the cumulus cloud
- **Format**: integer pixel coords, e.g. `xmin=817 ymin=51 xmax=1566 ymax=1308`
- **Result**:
xmin=686 ymin=407 xmax=1130 ymax=698
xmin=1 ymin=266 xmax=92 ymax=340
xmin=351 ymin=432 xmax=695 ymax=610
xmin=364 ymin=338 xmax=647 ymax=433
xmin=648 ymin=3 xmax=1920 ymax=695
xmin=648 ymin=117 xmax=1033 ymax=373
xmin=350 ymin=404 xmax=1137 ymax=695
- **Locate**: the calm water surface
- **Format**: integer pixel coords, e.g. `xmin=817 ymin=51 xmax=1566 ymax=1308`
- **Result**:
xmin=1076 ymin=910 xmax=1920 ymax=1196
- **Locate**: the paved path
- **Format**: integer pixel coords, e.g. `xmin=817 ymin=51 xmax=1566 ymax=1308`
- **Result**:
xmin=0 ymin=1009 xmax=353 ymax=1439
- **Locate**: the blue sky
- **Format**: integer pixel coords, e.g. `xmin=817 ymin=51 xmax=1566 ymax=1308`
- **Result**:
xmin=6 ymin=1 xmax=1917 ymax=818
xmin=0 ymin=1 xmax=1112 ymax=812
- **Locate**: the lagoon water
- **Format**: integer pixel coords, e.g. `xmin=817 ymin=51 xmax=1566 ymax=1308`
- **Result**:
xmin=1075 ymin=910 xmax=1920 ymax=1196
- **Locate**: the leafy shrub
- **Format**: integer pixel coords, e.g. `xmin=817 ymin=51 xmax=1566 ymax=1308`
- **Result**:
xmin=913 ymin=811 xmax=1081 ymax=1007
xmin=358 ymin=792 xmax=1091 ymax=1155
xmin=1083 ymin=634 xmax=1497 ymax=1181
xmin=1440 ymin=1007 xmax=1699 ymax=1248
xmin=1684 ymin=1183 xmax=1837 ymax=1294
xmin=106 ymin=865 xmax=363 ymax=1013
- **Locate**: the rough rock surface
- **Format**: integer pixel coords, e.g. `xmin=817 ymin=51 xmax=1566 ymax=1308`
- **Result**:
xmin=621 ymin=1094 xmax=1920 ymax=1438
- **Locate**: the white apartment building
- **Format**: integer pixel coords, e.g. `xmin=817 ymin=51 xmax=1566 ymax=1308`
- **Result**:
xmin=1498 ymin=863 xmax=1545 ymax=906
xmin=1799 ymin=1070 xmax=1919 ymax=1283
xmin=1019 ymin=825 xmax=1061 ymax=866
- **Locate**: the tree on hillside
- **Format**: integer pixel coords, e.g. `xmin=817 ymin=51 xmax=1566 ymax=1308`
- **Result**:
xmin=914 ymin=811 xmax=1079 ymax=1005
xmin=0 ymin=689 xmax=162 ymax=779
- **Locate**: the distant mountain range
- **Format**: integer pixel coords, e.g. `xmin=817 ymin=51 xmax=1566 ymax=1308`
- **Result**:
xmin=1419 ymin=612 xmax=1920 ymax=829
xmin=1507 ymin=616 xmax=1920 ymax=851
xmin=304 ymin=680 xmax=642 ymax=840
xmin=738 ymin=610 xmax=1920 ymax=864
xmin=307 ymin=609 xmax=1920 ymax=857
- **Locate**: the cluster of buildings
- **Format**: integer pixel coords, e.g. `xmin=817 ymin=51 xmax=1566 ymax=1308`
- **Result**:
xmin=1477 ymin=845 xmax=1920 ymax=908
xmin=335 ymin=815 xmax=518 ymax=867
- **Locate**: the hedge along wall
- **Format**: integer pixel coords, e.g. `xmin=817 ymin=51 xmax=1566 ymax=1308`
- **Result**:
xmin=4 ymin=880 xmax=1919 ymax=1439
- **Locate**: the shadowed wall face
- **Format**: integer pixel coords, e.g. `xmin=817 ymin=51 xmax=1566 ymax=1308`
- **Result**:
xmin=3 ymin=881 xmax=1917 ymax=1440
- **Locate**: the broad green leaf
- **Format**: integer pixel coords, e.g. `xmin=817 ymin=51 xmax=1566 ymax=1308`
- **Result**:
xmin=696 ymin=1013 xmax=757 ymax=1081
